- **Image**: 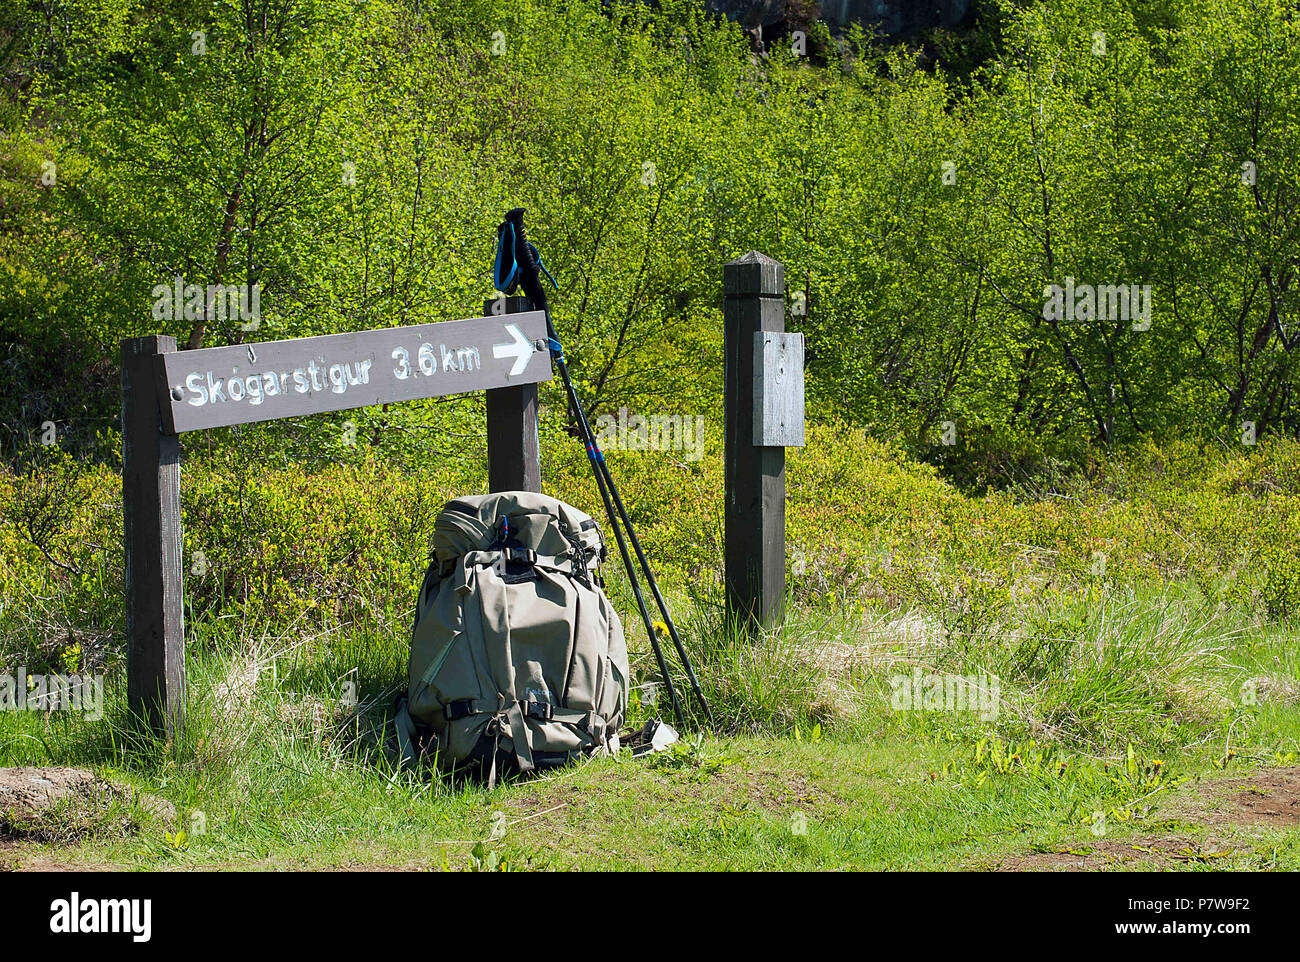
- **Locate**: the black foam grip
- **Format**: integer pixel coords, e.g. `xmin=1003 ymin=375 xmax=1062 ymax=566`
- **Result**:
xmin=505 ymin=208 xmax=548 ymax=312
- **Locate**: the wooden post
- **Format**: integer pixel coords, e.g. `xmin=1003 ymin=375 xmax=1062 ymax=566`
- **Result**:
xmin=121 ymin=336 xmax=185 ymax=737
xmin=724 ymin=252 xmax=786 ymax=631
xmin=484 ymin=296 xmax=542 ymax=492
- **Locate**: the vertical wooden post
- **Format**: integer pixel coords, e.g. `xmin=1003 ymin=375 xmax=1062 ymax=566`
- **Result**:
xmin=121 ymin=336 xmax=185 ymax=737
xmin=724 ymin=252 xmax=786 ymax=631
xmin=484 ymin=296 xmax=542 ymax=492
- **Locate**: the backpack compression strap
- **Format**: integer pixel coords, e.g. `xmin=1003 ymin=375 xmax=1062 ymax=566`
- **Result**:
xmin=443 ymin=697 xmax=607 ymax=730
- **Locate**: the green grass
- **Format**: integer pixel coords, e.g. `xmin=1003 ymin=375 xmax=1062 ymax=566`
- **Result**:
xmin=5 ymin=435 xmax=1300 ymax=869
xmin=2 ymin=580 xmax=1298 ymax=871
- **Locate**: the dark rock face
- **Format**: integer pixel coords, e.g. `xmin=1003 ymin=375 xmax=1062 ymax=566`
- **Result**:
xmin=706 ymin=0 xmax=971 ymax=38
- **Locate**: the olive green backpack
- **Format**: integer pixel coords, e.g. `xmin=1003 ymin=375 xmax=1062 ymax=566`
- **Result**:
xmin=393 ymin=492 xmax=629 ymax=783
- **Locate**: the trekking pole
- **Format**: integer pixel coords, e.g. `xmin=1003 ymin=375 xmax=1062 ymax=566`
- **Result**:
xmin=589 ymin=442 xmax=715 ymax=728
xmin=501 ymin=208 xmax=717 ymax=728
xmin=565 ymin=396 xmax=715 ymax=727
xmin=496 ymin=209 xmax=689 ymax=731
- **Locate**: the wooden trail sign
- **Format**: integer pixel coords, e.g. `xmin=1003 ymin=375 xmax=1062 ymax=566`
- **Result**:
xmin=124 ymin=259 xmax=806 ymax=736
xmin=122 ymin=310 xmax=552 ymax=737
xmin=155 ymin=311 xmax=551 ymax=433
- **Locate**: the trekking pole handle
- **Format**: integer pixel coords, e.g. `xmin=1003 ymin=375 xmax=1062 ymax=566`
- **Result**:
xmin=504 ymin=207 xmax=549 ymax=313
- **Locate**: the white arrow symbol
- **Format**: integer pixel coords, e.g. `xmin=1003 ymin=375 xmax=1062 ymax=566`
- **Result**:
xmin=492 ymin=323 xmax=535 ymax=377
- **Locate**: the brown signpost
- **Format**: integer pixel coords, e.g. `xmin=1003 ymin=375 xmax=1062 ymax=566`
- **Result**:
xmin=121 ymin=335 xmax=185 ymax=737
xmin=122 ymin=311 xmax=552 ymax=737
xmin=484 ymin=297 xmax=542 ymax=493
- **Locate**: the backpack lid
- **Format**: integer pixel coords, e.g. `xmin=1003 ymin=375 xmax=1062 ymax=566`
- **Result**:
xmin=432 ymin=491 xmax=605 ymax=573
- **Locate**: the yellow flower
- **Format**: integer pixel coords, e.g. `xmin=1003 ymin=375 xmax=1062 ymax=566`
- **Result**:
xmin=652 ymin=620 xmax=668 ymax=635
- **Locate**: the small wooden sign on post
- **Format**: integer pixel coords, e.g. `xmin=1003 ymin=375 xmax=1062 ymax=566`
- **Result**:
xmin=122 ymin=311 xmax=552 ymax=737
xmin=724 ymin=252 xmax=805 ymax=634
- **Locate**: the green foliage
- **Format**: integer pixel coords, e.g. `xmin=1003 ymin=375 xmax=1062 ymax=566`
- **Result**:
xmin=646 ymin=732 xmax=733 ymax=779
xmin=4 ymin=0 xmax=1300 ymax=473
xmin=1261 ymin=544 xmax=1300 ymax=620
xmin=961 ymin=735 xmax=1176 ymax=821
xmin=467 ymin=842 xmax=512 ymax=871
xmin=3 ymin=2 xmax=1300 ymax=872
xmin=6 ymin=428 xmax=1300 ymax=669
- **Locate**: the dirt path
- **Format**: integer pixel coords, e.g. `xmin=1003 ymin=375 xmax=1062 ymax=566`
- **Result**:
xmin=989 ymin=766 xmax=1300 ymax=871
xmin=4 ymin=764 xmax=1297 ymax=872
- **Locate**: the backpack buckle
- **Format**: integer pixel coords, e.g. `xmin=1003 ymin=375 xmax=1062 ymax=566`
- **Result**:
xmin=491 ymin=546 xmax=537 ymax=583
xmin=521 ymin=700 xmax=553 ymax=721
xmin=446 ymin=700 xmax=475 ymax=721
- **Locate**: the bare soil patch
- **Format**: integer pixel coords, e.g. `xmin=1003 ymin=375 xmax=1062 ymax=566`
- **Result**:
xmin=994 ymin=766 xmax=1300 ymax=871
xmin=1204 ymin=768 xmax=1300 ymax=827
xmin=0 ymin=766 xmax=176 ymax=844
xmin=993 ymin=836 xmax=1241 ymax=871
